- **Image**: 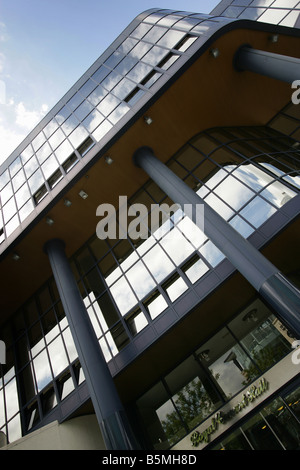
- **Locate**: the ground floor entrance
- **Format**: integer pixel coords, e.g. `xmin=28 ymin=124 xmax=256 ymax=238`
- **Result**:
xmin=209 ymin=381 xmax=300 ymax=450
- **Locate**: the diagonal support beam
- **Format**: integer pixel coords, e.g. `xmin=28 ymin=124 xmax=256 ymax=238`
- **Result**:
xmin=234 ymin=46 xmax=300 ymax=84
xmin=44 ymin=238 xmax=139 ymax=450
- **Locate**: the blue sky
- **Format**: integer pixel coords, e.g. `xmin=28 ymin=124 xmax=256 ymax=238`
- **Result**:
xmin=0 ymin=0 xmax=219 ymax=165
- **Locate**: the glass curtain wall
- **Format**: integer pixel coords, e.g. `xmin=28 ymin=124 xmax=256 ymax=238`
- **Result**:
xmin=135 ymin=297 xmax=296 ymax=449
xmin=0 ymin=7 xmax=223 ymax=245
xmin=211 ymin=385 xmax=300 ymax=450
xmin=212 ymin=0 xmax=300 ymax=28
xmin=0 ymin=125 xmax=299 ymax=444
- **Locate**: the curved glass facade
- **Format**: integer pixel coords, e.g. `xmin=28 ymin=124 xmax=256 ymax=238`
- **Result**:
xmin=0 ymin=8 xmax=236 ymax=249
xmin=211 ymin=0 xmax=300 ymax=28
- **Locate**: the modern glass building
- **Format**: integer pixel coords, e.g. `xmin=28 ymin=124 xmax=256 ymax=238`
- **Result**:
xmin=0 ymin=1 xmax=300 ymax=450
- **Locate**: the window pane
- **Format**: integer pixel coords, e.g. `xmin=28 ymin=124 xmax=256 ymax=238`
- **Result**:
xmin=136 ymin=382 xmax=186 ymax=449
xmin=0 ymin=182 xmax=13 ymax=205
xmin=28 ymin=169 xmax=45 ymax=194
xmin=196 ymin=328 xmax=259 ymax=399
xmin=6 ymin=215 xmax=20 ymax=237
xmin=183 ymin=256 xmax=209 ymax=283
xmin=228 ymin=299 xmax=292 ymax=372
xmin=199 ymin=241 xmax=225 ymax=267
xmin=5 ymin=376 xmax=19 ymax=421
xmin=3 ymin=198 xmax=17 ymax=224
xmin=36 ymin=142 xmax=52 ymax=164
xmin=24 ymin=156 xmax=39 ymax=179
xmin=125 ymin=261 xmax=156 ymax=300
xmin=74 ymin=100 xmax=94 ymax=121
xmin=62 ymin=328 xmax=78 ymax=363
xmin=126 ymin=309 xmax=148 ymax=336
xmin=160 ymin=229 xmax=194 ymax=266
xmin=261 ymin=397 xmax=300 ymax=449
xmin=54 ymin=140 xmax=74 ymax=165
xmin=87 ymin=85 xmax=108 ymax=106
xmin=48 ymin=128 xmax=65 ymax=150
xmin=145 ymin=292 xmax=168 ymax=319
xmin=43 ymin=119 xmax=59 ymax=138
xmin=240 ymin=196 xmax=277 ymax=228
xmin=82 ymin=109 xmax=104 ymax=132
xmin=157 ymin=29 xmax=186 ymax=48
xmin=68 ymin=126 xmax=89 ymax=149
xmin=241 ymin=413 xmax=283 ymax=449
xmin=48 ymin=336 xmax=69 ymax=377
xmin=12 ymin=169 xmax=26 ymax=192
xmin=110 ymin=277 xmax=137 ymax=315
xmin=285 ymin=386 xmax=300 ymax=421
xmin=164 ymin=276 xmax=188 ymax=302
xmin=165 ymin=356 xmax=222 ymax=431
xmin=129 ymin=41 xmax=152 ymax=60
xmin=32 ymin=349 xmax=52 ymax=392
xmin=143 ymin=244 xmax=175 ymax=283
xmin=42 ymin=155 xmax=59 ymax=180
xmin=127 ymin=62 xmax=153 ymax=84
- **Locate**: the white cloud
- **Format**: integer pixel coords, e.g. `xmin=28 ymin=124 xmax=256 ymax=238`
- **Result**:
xmin=15 ymin=101 xmax=48 ymax=130
xmin=0 ymin=122 xmax=25 ymax=165
xmin=0 ymin=101 xmax=49 ymax=165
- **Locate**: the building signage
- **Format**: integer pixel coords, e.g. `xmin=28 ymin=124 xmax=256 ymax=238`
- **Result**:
xmin=190 ymin=378 xmax=268 ymax=447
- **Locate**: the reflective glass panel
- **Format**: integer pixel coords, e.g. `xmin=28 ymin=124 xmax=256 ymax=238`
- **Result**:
xmin=19 ymin=200 xmax=34 ymax=223
xmin=32 ymin=349 xmax=52 ymax=392
xmin=48 ymin=335 xmax=69 ymax=377
xmin=82 ymin=110 xmax=104 ymax=132
xmin=28 ymin=169 xmax=44 ymax=194
xmin=136 ymin=382 xmax=186 ymax=449
xmin=61 ymin=114 xmax=80 ymax=136
xmin=43 ymin=119 xmax=59 ymax=138
xmin=74 ymin=100 xmax=94 ymax=121
xmin=12 ymin=169 xmax=25 ymax=192
xmin=131 ymin=23 xmax=152 ymax=40
xmin=36 ymin=142 xmax=52 ymax=164
xmin=212 ymin=428 xmax=253 ymax=450
xmin=110 ymin=277 xmax=137 ymax=315
xmin=196 ymin=328 xmax=259 ymax=399
xmin=54 ymin=140 xmax=74 ymax=164
xmin=15 ymin=183 xmax=31 ymax=210
xmin=66 ymin=93 xmax=84 ymax=112
xmin=41 ymin=155 xmax=59 ymax=180
xmin=129 ymin=41 xmax=152 ymax=60
xmin=228 ymin=299 xmax=292 ymax=372
xmin=165 ymin=356 xmax=222 ymax=431
xmin=261 ymin=397 xmax=300 ymax=449
xmin=24 ymin=156 xmax=39 ymax=179
xmin=48 ymin=128 xmax=65 ymax=150
xmin=241 ymin=413 xmax=283 ymax=449
xmin=68 ymin=126 xmax=89 ymax=149
xmin=157 ymin=29 xmax=186 ymax=48
xmin=9 ymin=157 xmax=22 ymax=177
xmin=3 ymin=198 xmax=17 ymax=224
xmin=0 ymin=182 xmax=13 ymax=205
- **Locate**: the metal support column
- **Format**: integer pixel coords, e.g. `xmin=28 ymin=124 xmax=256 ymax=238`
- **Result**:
xmin=133 ymin=147 xmax=300 ymax=337
xmin=234 ymin=46 xmax=300 ymax=83
xmin=44 ymin=238 xmax=138 ymax=450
